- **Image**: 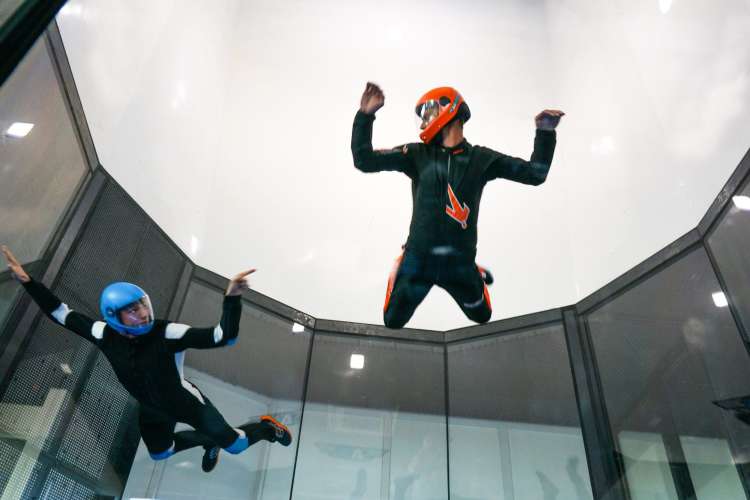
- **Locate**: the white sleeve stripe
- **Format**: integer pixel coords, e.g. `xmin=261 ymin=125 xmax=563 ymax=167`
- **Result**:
xmin=50 ymin=303 xmax=71 ymax=325
xmin=91 ymin=321 xmax=106 ymax=340
xmin=213 ymin=325 xmax=223 ymax=344
xmin=165 ymin=323 xmax=191 ymax=339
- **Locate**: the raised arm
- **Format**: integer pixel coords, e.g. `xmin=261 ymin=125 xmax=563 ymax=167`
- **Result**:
xmin=165 ymin=269 xmax=253 ymax=351
xmin=351 ymin=82 xmax=415 ymax=176
xmin=2 ymin=246 xmax=102 ymax=343
xmin=483 ymin=109 xmax=564 ymax=185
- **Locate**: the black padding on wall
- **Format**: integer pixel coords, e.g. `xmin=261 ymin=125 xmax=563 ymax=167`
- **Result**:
xmin=39 ymin=469 xmax=96 ymax=500
xmin=55 ymin=181 xmax=184 ymax=319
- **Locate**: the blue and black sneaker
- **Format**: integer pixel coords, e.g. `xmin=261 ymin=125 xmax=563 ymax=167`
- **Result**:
xmin=201 ymin=445 xmax=220 ymax=472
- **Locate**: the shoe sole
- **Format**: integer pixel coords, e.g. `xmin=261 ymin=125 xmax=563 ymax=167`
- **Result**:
xmin=260 ymin=415 xmax=292 ymax=446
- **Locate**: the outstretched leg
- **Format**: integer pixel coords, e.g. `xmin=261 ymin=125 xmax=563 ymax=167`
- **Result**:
xmin=138 ymin=401 xmax=232 ymax=470
xmin=143 ymin=384 xmax=292 ymax=474
xmin=383 ymin=252 xmax=433 ymax=329
xmin=439 ymin=261 xmax=492 ymax=324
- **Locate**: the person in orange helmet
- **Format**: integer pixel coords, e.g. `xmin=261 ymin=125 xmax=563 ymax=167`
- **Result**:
xmin=352 ymin=83 xmax=564 ymax=328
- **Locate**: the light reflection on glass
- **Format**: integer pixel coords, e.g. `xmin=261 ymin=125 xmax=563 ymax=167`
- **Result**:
xmin=350 ymin=353 xmax=365 ymax=369
xmin=712 ymin=291 xmax=729 ymax=308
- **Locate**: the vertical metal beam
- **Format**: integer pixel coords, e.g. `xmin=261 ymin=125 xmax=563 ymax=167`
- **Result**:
xmin=288 ymin=326 xmax=316 ymax=500
xmin=45 ymin=21 xmax=100 ymax=172
xmin=444 ymin=344 xmax=452 ymax=500
xmin=563 ymin=307 xmax=628 ymax=500
xmin=661 ymin=431 xmax=697 ymax=500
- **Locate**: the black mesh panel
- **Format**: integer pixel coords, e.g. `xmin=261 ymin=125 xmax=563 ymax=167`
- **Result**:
xmin=2 ymin=180 xmax=185 ymax=497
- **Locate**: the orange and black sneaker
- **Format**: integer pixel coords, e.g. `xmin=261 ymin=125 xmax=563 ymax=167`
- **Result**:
xmin=260 ymin=415 xmax=292 ymax=446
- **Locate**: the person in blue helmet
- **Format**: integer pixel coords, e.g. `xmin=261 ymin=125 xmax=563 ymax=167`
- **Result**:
xmin=1 ymin=245 xmax=292 ymax=473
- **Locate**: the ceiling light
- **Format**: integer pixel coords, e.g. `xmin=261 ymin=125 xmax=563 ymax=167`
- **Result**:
xmin=712 ymin=292 xmax=728 ymax=308
xmin=732 ymin=196 xmax=750 ymax=211
xmin=350 ymin=354 xmax=365 ymax=370
xmin=5 ymin=122 xmax=34 ymax=138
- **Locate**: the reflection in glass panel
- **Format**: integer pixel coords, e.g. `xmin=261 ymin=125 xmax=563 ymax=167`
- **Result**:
xmin=682 ymin=435 xmax=748 ymax=499
xmin=587 ymin=248 xmax=750 ymax=499
xmin=0 ymin=0 xmax=26 ymax=32
xmin=0 ymin=36 xmax=88 ymax=265
xmin=708 ymin=179 xmax=750 ymax=335
xmin=0 ymin=277 xmax=20 ymax=330
xmin=448 ymin=325 xmax=593 ymax=500
xmin=123 ymin=367 xmax=293 ymax=500
xmin=123 ymin=281 xmax=310 ymax=499
xmin=293 ymin=334 xmax=447 ymax=499
xmin=619 ymin=432 xmax=679 ymax=500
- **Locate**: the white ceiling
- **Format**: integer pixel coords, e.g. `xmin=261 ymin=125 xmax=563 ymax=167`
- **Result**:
xmin=56 ymin=0 xmax=750 ymax=330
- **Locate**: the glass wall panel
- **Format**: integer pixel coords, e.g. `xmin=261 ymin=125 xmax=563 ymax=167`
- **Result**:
xmin=0 ymin=277 xmax=20 ymax=331
xmin=0 ymin=34 xmax=99 ymax=500
xmin=0 ymin=35 xmax=87 ymax=266
xmin=123 ymin=280 xmax=311 ymax=499
xmin=293 ymin=334 xmax=447 ymax=499
xmin=708 ymin=179 xmax=750 ymax=335
xmin=0 ymin=0 xmax=25 ymax=31
xmin=448 ymin=324 xmax=593 ymax=500
xmin=586 ymin=247 xmax=750 ymax=499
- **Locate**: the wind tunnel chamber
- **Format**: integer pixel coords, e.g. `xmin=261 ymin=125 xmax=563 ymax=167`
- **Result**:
xmin=2 ymin=9 xmax=750 ymax=500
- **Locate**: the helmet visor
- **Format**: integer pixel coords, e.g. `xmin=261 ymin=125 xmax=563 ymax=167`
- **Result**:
xmin=117 ymin=296 xmax=154 ymax=328
xmin=415 ymin=99 xmax=441 ymax=131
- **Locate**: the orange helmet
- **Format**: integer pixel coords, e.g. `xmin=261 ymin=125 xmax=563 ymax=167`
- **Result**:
xmin=415 ymin=87 xmax=471 ymax=144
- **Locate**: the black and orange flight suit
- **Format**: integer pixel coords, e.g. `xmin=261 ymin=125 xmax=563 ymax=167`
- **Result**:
xmin=351 ymin=110 xmax=557 ymax=328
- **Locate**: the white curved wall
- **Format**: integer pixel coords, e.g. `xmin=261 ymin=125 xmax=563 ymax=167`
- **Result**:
xmin=56 ymin=0 xmax=750 ymax=329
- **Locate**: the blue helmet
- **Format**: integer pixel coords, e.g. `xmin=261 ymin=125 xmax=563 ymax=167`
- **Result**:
xmin=100 ymin=282 xmax=154 ymax=335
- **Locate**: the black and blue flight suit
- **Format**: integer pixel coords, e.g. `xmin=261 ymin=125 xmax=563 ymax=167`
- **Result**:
xmin=21 ymin=279 xmax=254 ymax=459
xmin=351 ymin=110 xmax=557 ymax=328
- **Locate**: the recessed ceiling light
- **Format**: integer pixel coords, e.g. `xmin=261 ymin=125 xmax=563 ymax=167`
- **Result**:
xmin=350 ymin=354 xmax=365 ymax=370
xmin=5 ymin=122 xmax=34 ymax=138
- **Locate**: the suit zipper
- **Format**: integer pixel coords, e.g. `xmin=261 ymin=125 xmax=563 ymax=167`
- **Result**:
xmin=443 ymin=152 xmax=451 ymax=242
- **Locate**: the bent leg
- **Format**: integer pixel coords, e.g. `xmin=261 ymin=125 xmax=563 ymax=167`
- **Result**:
xmin=383 ymin=252 xmax=433 ymax=329
xmin=440 ymin=262 xmax=492 ymax=324
xmin=139 ymin=405 xmax=178 ymax=460
xmin=175 ymin=384 xmax=249 ymax=454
